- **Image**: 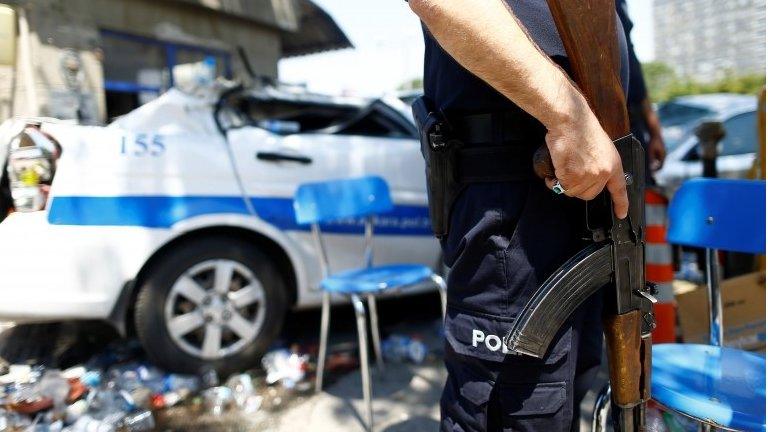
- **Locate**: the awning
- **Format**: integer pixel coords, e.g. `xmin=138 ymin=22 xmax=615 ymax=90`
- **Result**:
xmin=280 ymin=0 xmax=353 ymax=58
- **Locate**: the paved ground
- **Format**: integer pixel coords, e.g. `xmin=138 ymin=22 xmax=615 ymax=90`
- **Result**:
xmin=157 ymin=290 xmax=604 ymax=432
xmin=268 ymin=360 xmax=444 ymax=432
xmin=0 ymin=292 xmax=605 ymax=431
xmin=157 ymin=355 xmax=601 ymax=432
xmin=263 ymin=359 xmax=602 ymax=432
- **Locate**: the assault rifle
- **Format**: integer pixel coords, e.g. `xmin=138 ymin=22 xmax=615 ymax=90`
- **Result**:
xmin=503 ymin=1 xmax=656 ymax=430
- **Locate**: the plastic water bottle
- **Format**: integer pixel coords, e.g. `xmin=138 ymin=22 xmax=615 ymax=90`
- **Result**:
xmin=163 ymin=374 xmax=200 ymax=393
xmin=121 ymin=410 xmax=155 ymax=432
xmin=68 ymin=416 xmax=116 ymax=432
xmin=225 ymin=374 xmax=255 ymax=408
xmin=382 ymin=335 xmax=428 ymax=363
xmin=64 ymin=399 xmax=89 ymax=424
xmin=408 ymin=338 xmax=427 ymax=363
xmin=200 ymin=368 xmax=219 ymax=388
xmin=80 ymin=371 xmax=102 ymax=389
xmin=37 ymin=370 xmax=69 ymax=415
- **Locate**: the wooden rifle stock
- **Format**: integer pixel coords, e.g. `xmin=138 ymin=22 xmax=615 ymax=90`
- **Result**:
xmin=534 ymin=0 xmax=630 ymax=178
xmin=537 ymin=1 xmax=651 ymax=428
xmin=545 ymin=0 xmax=629 ymax=139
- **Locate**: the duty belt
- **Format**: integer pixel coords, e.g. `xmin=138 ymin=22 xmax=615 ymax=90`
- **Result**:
xmin=413 ymin=96 xmax=545 ymax=237
xmin=442 ymin=111 xmax=545 ymax=183
xmin=450 ymin=111 xmax=546 ymax=146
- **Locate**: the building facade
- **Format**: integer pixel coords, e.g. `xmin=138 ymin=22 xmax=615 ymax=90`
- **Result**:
xmin=654 ymin=0 xmax=766 ymax=81
xmin=0 ymin=0 xmax=350 ymax=123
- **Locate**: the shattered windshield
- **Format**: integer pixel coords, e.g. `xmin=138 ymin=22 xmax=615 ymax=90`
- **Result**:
xmin=238 ymin=97 xmax=417 ymax=139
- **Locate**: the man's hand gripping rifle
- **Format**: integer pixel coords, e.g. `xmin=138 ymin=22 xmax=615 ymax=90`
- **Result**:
xmin=505 ymin=135 xmax=656 ymax=429
xmin=503 ymin=1 xmax=657 ymax=430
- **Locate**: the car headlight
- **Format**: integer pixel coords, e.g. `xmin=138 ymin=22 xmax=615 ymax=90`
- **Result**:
xmin=6 ymin=126 xmax=60 ymax=212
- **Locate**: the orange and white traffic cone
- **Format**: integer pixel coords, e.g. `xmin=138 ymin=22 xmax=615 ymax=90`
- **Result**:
xmin=646 ymin=189 xmax=677 ymax=343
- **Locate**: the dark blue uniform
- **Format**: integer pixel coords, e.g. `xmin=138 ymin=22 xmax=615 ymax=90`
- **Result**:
xmin=421 ymin=2 xmax=628 ymax=430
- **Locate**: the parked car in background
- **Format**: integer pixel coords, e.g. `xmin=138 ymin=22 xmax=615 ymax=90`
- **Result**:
xmin=0 ymin=84 xmax=440 ymax=375
xmin=655 ymin=93 xmax=758 ymax=195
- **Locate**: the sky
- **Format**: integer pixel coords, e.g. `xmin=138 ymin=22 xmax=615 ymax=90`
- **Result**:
xmin=279 ymin=0 xmax=655 ymax=97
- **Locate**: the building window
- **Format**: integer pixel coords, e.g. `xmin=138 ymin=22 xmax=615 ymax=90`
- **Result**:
xmin=100 ymin=29 xmax=232 ymax=120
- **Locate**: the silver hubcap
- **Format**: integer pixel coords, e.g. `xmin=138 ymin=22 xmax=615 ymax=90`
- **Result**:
xmin=165 ymin=259 xmax=267 ymax=360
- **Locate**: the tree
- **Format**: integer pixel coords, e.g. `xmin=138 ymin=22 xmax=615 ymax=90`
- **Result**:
xmin=642 ymin=61 xmax=766 ymax=102
xmin=642 ymin=62 xmax=678 ymax=102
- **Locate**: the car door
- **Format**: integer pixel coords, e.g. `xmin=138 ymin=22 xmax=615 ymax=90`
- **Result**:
xmin=325 ymin=100 xmax=435 ymax=271
xmin=226 ymin=101 xmax=436 ymax=291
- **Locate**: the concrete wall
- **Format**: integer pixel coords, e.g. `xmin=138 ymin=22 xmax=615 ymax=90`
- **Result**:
xmin=11 ymin=3 xmax=105 ymax=122
xmin=1 ymin=0 xmax=286 ymax=123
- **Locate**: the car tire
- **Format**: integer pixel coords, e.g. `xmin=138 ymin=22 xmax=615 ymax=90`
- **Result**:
xmin=134 ymin=236 xmax=287 ymax=375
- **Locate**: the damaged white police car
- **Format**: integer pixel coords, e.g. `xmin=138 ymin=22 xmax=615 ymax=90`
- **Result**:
xmin=0 ymin=85 xmax=440 ymax=374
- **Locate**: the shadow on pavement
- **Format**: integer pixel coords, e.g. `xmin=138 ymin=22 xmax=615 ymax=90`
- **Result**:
xmin=380 ymin=416 xmax=440 ymax=432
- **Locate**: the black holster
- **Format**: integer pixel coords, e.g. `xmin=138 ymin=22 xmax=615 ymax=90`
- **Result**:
xmin=412 ymin=97 xmax=538 ymax=238
xmin=412 ymin=97 xmax=463 ymax=238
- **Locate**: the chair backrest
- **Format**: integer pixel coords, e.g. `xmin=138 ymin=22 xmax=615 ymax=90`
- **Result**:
xmin=667 ymin=178 xmax=766 ymax=254
xmin=293 ymin=176 xmax=393 ymax=225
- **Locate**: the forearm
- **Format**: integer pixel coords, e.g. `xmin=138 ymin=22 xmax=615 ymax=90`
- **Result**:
xmin=641 ymin=98 xmax=662 ymax=139
xmin=409 ymin=0 xmax=587 ymax=129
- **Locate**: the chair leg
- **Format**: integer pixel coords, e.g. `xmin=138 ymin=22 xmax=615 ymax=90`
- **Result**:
xmin=352 ymin=294 xmax=374 ymax=432
xmin=367 ymin=294 xmax=385 ymax=372
xmin=315 ymin=291 xmax=331 ymax=393
xmin=431 ymin=273 xmax=448 ymax=321
xmin=591 ymin=383 xmax=611 ymax=432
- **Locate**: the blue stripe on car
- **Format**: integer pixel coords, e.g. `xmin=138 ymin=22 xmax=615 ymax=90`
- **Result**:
xmin=47 ymin=196 xmax=433 ymax=235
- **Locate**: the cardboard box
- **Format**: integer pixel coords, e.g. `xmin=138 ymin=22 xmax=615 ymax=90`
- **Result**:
xmin=676 ymin=271 xmax=766 ymax=352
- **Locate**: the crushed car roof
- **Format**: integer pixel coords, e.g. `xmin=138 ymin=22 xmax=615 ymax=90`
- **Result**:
xmin=109 ymin=85 xmax=416 ymax=138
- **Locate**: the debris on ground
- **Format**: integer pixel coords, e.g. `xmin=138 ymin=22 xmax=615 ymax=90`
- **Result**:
xmin=382 ymin=335 xmax=427 ymax=364
xmin=262 ymin=346 xmax=310 ymax=390
xmin=0 ymin=293 xmax=450 ymax=431
xmin=0 ymin=342 xmax=317 ymax=431
xmin=643 ymin=401 xmax=710 ymax=432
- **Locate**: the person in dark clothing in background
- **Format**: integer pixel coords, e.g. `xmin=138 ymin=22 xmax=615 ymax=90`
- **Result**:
xmin=617 ymin=0 xmax=667 ymax=180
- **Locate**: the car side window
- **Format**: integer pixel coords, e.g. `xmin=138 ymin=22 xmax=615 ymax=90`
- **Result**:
xmin=721 ymin=112 xmax=757 ymax=156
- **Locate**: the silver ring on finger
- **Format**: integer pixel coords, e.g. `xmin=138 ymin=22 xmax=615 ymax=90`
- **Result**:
xmin=552 ymin=179 xmax=566 ymax=195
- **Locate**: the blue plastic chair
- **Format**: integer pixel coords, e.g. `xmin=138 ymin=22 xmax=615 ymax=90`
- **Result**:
xmin=293 ymin=176 xmax=447 ymax=431
xmin=654 ymin=178 xmax=766 ymax=431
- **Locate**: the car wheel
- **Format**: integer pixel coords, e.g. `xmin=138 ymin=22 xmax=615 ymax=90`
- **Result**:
xmin=134 ymin=236 xmax=287 ymax=375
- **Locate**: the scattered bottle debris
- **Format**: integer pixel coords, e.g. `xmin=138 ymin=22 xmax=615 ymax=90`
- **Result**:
xmin=0 ymin=349 xmax=281 ymax=430
xmin=382 ymin=334 xmax=427 ymax=364
xmin=0 ymin=334 xmax=386 ymax=430
xmin=262 ymin=349 xmax=310 ymax=389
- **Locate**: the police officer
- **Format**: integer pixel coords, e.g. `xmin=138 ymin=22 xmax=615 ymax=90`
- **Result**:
xmin=408 ymin=1 xmax=630 ymax=430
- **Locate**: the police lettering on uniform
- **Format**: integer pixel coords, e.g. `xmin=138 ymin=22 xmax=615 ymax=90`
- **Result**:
xmin=408 ymin=1 xmax=630 ymax=430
